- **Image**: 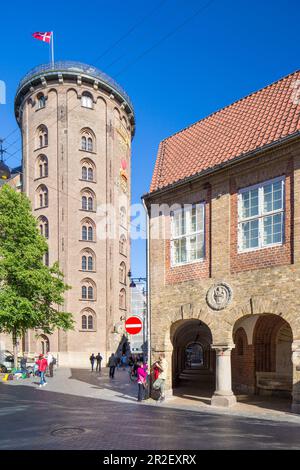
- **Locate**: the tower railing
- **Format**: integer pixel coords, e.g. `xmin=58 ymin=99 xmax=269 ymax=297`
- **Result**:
xmin=16 ymin=61 xmax=133 ymax=111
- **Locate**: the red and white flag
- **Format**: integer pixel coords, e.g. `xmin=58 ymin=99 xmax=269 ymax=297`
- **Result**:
xmin=32 ymin=32 xmax=52 ymax=44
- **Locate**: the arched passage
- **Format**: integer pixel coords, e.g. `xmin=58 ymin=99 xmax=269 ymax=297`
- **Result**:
xmin=171 ymin=319 xmax=215 ymax=399
xmin=232 ymin=314 xmax=293 ymax=400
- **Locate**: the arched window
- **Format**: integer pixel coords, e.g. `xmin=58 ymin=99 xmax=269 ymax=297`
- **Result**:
xmin=88 ymin=315 xmax=94 ymax=329
xmin=82 ymin=286 xmax=87 ymax=299
xmin=81 ymin=250 xmax=95 ymax=272
xmin=81 ymin=279 xmax=96 ymax=301
xmin=82 ymin=196 xmax=87 ymax=211
xmin=81 ymin=189 xmax=95 ymax=212
xmin=88 ymin=286 xmax=93 ymax=300
xmin=82 ymin=315 xmax=87 ymax=329
xmin=81 ymin=92 xmax=93 ymax=109
xmin=36 ymin=185 xmax=48 ymax=208
xmin=119 ymin=262 xmax=127 ymax=284
xmin=81 ymin=159 xmax=95 ymax=182
xmin=120 ymin=206 xmax=127 ymax=228
xmin=38 ymin=216 xmax=49 ymax=239
xmin=36 ymin=125 xmax=48 ymax=149
xmin=87 ymin=138 xmax=93 ymax=152
xmin=37 ymin=93 xmax=46 ymax=109
xmin=82 ymin=166 xmax=88 ymax=180
xmin=88 ymin=168 xmax=93 ymax=181
xmin=81 ymin=218 xmax=95 ymax=242
xmin=80 ymin=128 xmax=95 ymax=153
xmin=81 ymin=136 xmax=87 ymax=151
xmin=81 ymin=309 xmax=96 ymax=330
xmin=36 ymin=155 xmax=48 ymax=179
xmin=82 ymin=225 xmax=87 ymax=240
xmin=119 ymin=288 xmax=127 ymax=310
xmin=119 ymin=234 xmax=127 ymax=256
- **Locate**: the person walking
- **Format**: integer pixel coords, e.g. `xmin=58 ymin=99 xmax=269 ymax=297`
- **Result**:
xmin=108 ymin=353 xmax=117 ymax=379
xmin=121 ymin=353 xmax=127 ymax=371
xmin=36 ymin=354 xmax=48 ymax=387
xmin=46 ymin=351 xmax=54 ymax=377
xmin=152 ymin=354 xmax=168 ymax=402
xmin=90 ymin=353 xmax=95 ymax=372
xmin=137 ymin=362 xmax=148 ymax=402
xmin=96 ymin=352 xmax=103 ymax=372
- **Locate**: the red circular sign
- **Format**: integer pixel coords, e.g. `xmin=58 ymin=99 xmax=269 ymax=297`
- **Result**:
xmin=125 ymin=316 xmax=142 ymax=335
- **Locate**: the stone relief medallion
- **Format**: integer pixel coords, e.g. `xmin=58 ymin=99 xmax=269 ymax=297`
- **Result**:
xmin=206 ymin=282 xmax=233 ymax=311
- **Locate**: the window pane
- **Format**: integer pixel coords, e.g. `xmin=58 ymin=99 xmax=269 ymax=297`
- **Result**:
xmin=263 ymin=181 xmax=283 ymax=213
xmin=88 ymin=227 xmax=93 ymax=241
xmin=241 ymin=189 xmax=258 ymax=218
xmin=263 ymin=213 xmax=283 ymax=245
xmin=82 ymin=226 xmax=87 ymax=240
xmin=88 ymin=287 xmax=93 ymax=299
xmin=241 ymin=219 xmax=259 ymax=249
xmin=88 ymin=257 xmax=93 ymax=271
xmin=88 ymin=316 xmax=93 ymax=329
xmin=82 ymin=167 xmax=87 ymax=180
xmin=82 ymin=315 xmax=87 ymax=329
xmin=88 ymin=168 xmax=93 ymax=181
xmin=173 ymin=210 xmax=185 ymax=237
xmin=82 ymin=256 xmax=87 ymax=271
xmin=82 ymin=286 xmax=87 ymax=299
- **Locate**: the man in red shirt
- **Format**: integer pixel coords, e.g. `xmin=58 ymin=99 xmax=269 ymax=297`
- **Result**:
xmin=36 ymin=354 xmax=48 ymax=387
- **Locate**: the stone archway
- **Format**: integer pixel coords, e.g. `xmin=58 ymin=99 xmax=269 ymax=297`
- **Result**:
xmin=170 ymin=319 xmax=215 ymax=400
xmin=232 ymin=314 xmax=293 ymax=407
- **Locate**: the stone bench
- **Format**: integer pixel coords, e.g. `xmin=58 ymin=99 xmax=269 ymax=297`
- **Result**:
xmin=256 ymin=372 xmax=292 ymax=392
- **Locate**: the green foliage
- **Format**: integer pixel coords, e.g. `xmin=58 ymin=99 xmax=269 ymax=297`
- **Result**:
xmin=0 ymin=185 xmax=74 ymax=338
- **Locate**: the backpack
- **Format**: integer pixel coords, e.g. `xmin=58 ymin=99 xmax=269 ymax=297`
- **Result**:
xmin=52 ymin=357 xmax=57 ymax=365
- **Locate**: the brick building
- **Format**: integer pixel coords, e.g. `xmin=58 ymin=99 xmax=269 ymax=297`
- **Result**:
xmin=0 ymin=61 xmax=135 ymax=367
xmin=143 ymin=70 xmax=300 ymax=411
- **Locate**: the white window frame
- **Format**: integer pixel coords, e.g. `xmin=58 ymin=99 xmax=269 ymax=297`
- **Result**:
xmin=81 ymin=93 xmax=93 ymax=109
xmin=170 ymin=203 xmax=205 ymax=267
xmin=238 ymin=176 xmax=285 ymax=253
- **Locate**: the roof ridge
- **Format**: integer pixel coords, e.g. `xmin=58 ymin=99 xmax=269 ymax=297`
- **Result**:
xmin=161 ymin=69 xmax=300 ymax=144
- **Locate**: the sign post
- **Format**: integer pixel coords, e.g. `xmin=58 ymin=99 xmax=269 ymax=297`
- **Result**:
xmin=125 ymin=316 xmax=142 ymax=336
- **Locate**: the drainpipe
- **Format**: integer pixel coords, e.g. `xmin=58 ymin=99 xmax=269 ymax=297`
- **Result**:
xmin=142 ymin=198 xmax=151 ymax=367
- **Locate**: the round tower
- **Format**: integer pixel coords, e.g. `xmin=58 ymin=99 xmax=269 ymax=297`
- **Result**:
xmin=15 ymin=61 xmax=135 ymax=366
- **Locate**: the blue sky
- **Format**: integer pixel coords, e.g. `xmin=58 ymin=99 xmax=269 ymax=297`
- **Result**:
xmin=1 ymin=0 xmax=299 ymax=277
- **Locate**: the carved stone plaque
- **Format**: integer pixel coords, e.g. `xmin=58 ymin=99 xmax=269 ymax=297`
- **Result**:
xmin=206 ymin=283 xmax=232 ymax=311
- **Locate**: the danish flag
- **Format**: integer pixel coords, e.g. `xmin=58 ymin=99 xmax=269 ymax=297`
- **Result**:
xmin=32 ymin=32 xmax=52 ymax=44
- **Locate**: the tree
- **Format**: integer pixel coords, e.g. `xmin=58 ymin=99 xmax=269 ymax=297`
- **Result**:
xmin=0 ymin=185 xmax=74 ymax=367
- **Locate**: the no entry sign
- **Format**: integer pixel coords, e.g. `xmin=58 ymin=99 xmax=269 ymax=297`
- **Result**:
xmin=125 ymin=316 xmax=142 ymax=335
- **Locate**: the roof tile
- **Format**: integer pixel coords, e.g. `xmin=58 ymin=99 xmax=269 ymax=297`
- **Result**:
xmin=150 ymin=70 xmax=300 ymax=193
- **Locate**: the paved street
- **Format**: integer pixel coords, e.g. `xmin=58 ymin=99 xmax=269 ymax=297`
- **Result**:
xmin=0 ymin=367 xmax=300 ymax=450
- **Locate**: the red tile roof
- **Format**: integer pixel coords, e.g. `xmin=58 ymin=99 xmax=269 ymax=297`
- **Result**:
xmin=150 ymin=70 xmax=300 ymax=193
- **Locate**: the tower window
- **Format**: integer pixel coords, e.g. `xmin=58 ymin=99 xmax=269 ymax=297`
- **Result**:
xmin=81 ymin=93 xmax=93 ymax=109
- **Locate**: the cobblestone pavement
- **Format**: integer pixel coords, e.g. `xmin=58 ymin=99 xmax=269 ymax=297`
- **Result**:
xmin=0 ymin=367 xmax=300 ymax=450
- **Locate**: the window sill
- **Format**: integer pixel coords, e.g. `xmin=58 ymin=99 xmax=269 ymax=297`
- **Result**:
xmin=79 ymin=209 xmax=96 ymax=213
xmin=79 ymin=329 xmax=97 ymax=332
xmin=79 ymin=239 xmax=96 ymax=243
xmin=171 ymin=258 xmax=205 ymax=268
xmin=79 ymin=179 xmax=97 ymax=184
xmin=79 ymin=149 xmax=97 ymax=155
xmin=34 ymin=176 xmax=48 ymax=182
xmin=34 ymin=145 xmax=48 ymax=152
xmin=35 ymin=206 xmax=49 ymax=211
xmin=79 ymin=299 xmax=96 ymax=302
xmin=238 ymin=242 xmax=284 ymax=254
xmin=79 ymin=270 xmax=96 ymax=273
xmin=35 ymin=106 xmax=46 ymax=112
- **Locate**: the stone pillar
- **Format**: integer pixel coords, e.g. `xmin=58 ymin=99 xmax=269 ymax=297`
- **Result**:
xmin=291 ymin=340 xmax=300 ymax=413
xmin=211 ymin=344 xmax=237 ymax=407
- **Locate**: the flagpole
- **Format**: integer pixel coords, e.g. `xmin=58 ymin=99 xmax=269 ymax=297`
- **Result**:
xmin=51 ymin=31 xmax=55 ymax=68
